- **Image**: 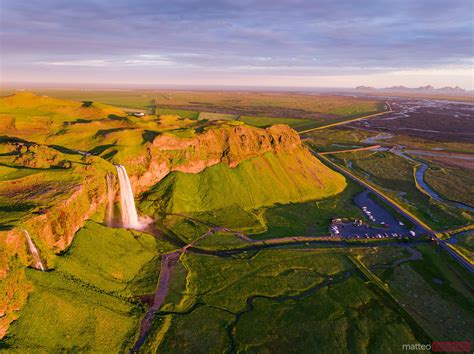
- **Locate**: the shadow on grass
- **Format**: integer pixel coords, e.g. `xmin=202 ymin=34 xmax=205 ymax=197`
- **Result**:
xmin=64 ymin=118 xmax=93 ymax=125
xmin=0 ymin=224 xmax=15 ymax=231
xmin=0 ymin=136 xmax=32 ymax=145
xmin=94 ymin=127 xmax=137 ymax=138
xmin=102 ymin=150 xmax=118 ymax=160
xmin=108 ymin=114 xmax=130 ymax=122
xmin=88 ymin=144 xmax=116 ymax=155
xmin=49 ymin=145 xmax=83 ymax=155
xmin=142 ymin=130 xmax=160 ymax=143
xmin=0 ymin=204 xmax=36 ymax=213
xmin=0 ymin=162 xmax=63 ymax=171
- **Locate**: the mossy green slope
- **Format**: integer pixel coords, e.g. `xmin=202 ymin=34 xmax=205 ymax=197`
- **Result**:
xmin=3 ymin=222 xmax=165 ymax=352
xmin=55 ymin=222 xmax=161 ymax=295
xmin=141 ymin=151 xmax=346 ymax=214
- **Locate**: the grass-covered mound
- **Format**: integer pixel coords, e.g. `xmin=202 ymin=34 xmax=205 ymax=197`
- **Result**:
xmin=2 ymin=222 xmax=165 ymax=352
xmin=3 ymin=269 xmax=140 ymax=352
xmin=140 ymin=151 xmax=346 ymax=214
xmin=55 ymin=222 xmax=162 ymax=295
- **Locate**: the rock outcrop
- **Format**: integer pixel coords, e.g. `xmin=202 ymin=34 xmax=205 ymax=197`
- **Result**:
xmin=0 ymin=229 xmax=31 ymax=339
xmin=126 ymin=124 xmax=304 ymax=194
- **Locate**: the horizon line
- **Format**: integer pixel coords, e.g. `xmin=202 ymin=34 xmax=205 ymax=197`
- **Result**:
xmin=1 ymin=81 xmax=472 ymax=93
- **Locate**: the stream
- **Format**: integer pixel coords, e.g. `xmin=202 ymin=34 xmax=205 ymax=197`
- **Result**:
xmin=225 ymin=270 xmax=354 ymax=353
xmin=130 ymin=218 xmax=431 ymax=353
xmin=131 ymin=251 xmax=181 ymax=353
xmin=392 ymin=149 xmax=474 ymax=212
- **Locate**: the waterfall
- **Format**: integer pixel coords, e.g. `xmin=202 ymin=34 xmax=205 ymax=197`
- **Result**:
xmin=23 ymin=230 xmax=45 ymax=271
xmin=115 ymin=164 xmax=142 ymax=229
xmin=106 ymin=173 xmax=115 ymax=226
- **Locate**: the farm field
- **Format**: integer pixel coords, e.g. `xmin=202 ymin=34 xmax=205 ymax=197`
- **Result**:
xmin=0 ymin=89 xmax=383 ymax=131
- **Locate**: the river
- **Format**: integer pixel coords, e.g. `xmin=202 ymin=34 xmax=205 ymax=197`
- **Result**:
xmin=393 ymin=149 xmax=474 ymax=212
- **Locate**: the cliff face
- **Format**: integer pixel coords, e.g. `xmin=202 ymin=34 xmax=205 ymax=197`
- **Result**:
xmin=0 ymin=229 xmax=31 ymax=339
xmin=0 ymin=143 xmax=111 ymax=337
xmin=128 ymin=124 xmax=303 ymax=193
xmin=23 ymin=176 xmax=108 ymax=253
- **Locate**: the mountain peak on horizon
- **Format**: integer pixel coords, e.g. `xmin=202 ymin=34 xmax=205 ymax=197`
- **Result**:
xmin=355 ymin=85 xmax=466 ymax=93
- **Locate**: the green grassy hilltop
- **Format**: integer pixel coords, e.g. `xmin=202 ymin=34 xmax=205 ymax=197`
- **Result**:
xmin=141 ymin=151 xmax=345 ymax=214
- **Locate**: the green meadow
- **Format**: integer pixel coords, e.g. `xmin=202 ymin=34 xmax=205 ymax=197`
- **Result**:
xmin=3 ymin=222 xmax=167 ymax=352
xmin=141 ymin=248 xmax=433 ymax=353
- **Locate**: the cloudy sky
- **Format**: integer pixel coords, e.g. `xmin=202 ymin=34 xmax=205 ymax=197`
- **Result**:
xmin=1 ymin=0 xmax=473 ymax=88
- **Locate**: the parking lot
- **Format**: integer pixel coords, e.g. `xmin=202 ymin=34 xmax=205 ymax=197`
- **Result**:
xmin=330 ymin=190 xmax=419 ymax=239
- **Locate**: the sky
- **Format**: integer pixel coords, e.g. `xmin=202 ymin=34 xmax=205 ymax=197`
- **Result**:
xmin=1 ymin=0 xmax=473 ymax=89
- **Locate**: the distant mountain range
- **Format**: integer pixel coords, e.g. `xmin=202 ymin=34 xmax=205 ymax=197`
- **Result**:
xmin=355 ymin=85 xmax=469 ymax=94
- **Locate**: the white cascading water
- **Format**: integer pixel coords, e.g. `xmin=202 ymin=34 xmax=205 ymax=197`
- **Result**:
xmin=106 ymin=173 xmax=115 ymax=226
xmin=115 ymin=164 xmax=142 ymax=229
xmin=23 ymin=230 xmax=45 ymax=271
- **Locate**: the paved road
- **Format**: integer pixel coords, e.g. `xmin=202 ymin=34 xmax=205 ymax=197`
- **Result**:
xmin=319 ymin=145 xmax=381 ymax=155
xmin=316 ymin=152 xmax=474 ymax=273
xmin=298 ymin=101 xmax=392 ymax=134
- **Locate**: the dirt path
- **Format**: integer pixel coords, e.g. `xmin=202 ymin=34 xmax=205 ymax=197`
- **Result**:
xmin=170 ymin=213 xmax=256 ymax=242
